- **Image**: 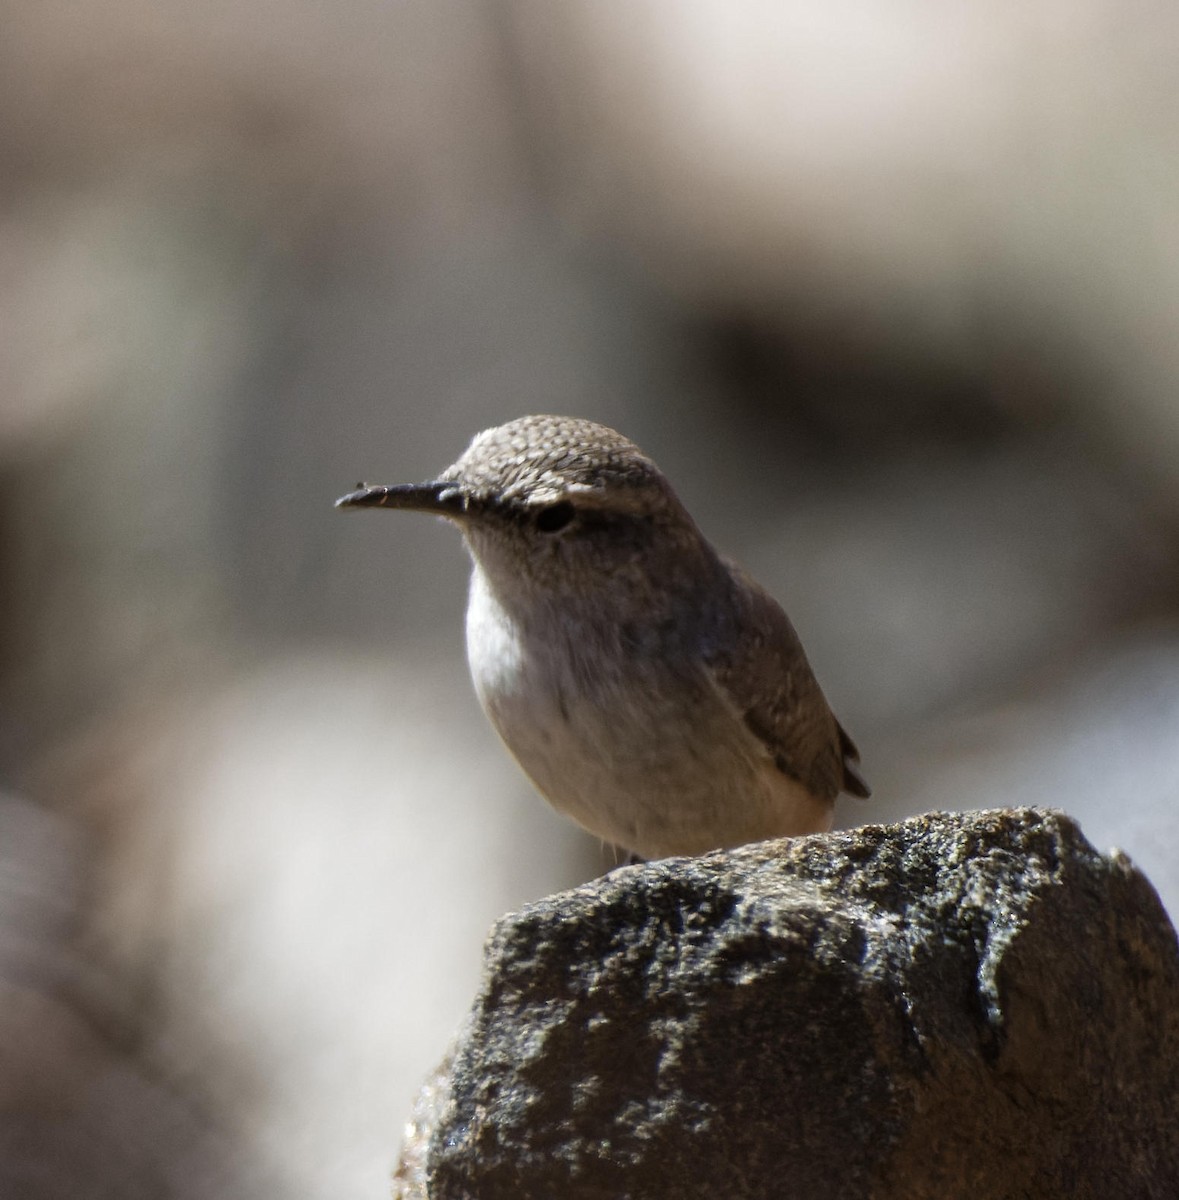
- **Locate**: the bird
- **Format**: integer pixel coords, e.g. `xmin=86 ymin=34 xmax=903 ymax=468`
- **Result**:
xmin=337 ymin=415 xmax=868 ymax=860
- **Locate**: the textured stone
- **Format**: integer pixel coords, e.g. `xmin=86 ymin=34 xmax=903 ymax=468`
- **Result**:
xmin=398 ymin=808 xmax=1179 ymax=1199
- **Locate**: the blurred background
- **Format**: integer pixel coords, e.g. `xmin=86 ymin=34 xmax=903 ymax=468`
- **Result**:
xmin=2 ymin=0 xmax=1178 ymax=1195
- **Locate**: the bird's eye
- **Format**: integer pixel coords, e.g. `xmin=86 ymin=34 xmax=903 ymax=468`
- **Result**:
xmin=535 ymin=501 xmax=576 ymax=533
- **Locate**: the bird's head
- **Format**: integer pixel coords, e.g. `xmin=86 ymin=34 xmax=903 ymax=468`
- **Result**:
xmin=337 ymin=415 xmax=713 ymax=600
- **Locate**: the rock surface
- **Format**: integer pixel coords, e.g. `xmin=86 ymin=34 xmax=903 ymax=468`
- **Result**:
xmin=395 ymin=808 xmax=1179 ymax=1200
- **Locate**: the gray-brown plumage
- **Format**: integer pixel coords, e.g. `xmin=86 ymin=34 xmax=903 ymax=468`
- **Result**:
xmin=337 ymin=415 xmax=868 ymax=859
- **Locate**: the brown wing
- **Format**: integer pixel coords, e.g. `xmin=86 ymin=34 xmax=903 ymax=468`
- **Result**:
xmin=706 ymin=564 xmax=870 ymax=802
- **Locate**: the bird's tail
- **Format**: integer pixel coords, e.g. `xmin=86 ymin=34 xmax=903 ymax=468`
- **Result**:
xmin=837 ymin=722 xmax=871 ymax=799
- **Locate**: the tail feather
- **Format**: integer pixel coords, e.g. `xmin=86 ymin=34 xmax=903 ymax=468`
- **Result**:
xmin=837 ymin=722 xmax=871 ymax=799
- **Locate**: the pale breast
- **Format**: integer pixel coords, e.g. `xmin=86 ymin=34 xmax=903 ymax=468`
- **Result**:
xmin=464 ymin=566 xmax=834 ymax=858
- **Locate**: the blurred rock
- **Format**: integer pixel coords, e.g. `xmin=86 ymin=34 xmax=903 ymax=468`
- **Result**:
xmin=0 ymin=793 xmax=268 ymax=1200
xmin=516 ymin=3 xmax=1179 ymax=500
xmin=754 ymin=438 xmax=1179 ymax=733
xmin=40 ymin=652 xmax=595 ymax=1200
xmin=404 ymin=809 xmax=1179 ymax=1200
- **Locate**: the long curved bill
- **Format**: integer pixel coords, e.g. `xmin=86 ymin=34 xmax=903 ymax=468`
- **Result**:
xmin=335 ymin=480 xmax=468 ymax=516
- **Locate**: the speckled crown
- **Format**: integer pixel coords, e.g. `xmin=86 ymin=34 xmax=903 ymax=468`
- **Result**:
xmin=443 ymin=415 xmax=667 ymax=501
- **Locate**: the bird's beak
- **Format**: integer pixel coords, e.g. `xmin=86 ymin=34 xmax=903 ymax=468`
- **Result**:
xmin=334 ymin=480 xmax=467 ymax=517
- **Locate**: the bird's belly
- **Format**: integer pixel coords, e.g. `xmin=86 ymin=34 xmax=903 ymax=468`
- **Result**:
xmin=465 ymin=590 xmax=831 ymax=857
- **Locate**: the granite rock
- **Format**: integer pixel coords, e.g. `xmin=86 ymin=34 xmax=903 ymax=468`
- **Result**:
xmin=397 ymin=809 xmax=1179 ymax=1199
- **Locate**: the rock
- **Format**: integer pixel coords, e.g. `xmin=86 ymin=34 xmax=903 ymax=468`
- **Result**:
xmin=396 ymin=808 xmax=1179 ymax=1200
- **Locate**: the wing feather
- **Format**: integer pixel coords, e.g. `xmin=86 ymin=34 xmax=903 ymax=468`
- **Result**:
xmin=705 ymin=564 xmax=870 ymax=802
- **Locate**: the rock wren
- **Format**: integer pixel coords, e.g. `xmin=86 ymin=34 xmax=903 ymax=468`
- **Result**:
xmin=337 ymin=415 xmax=869 ymax=859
